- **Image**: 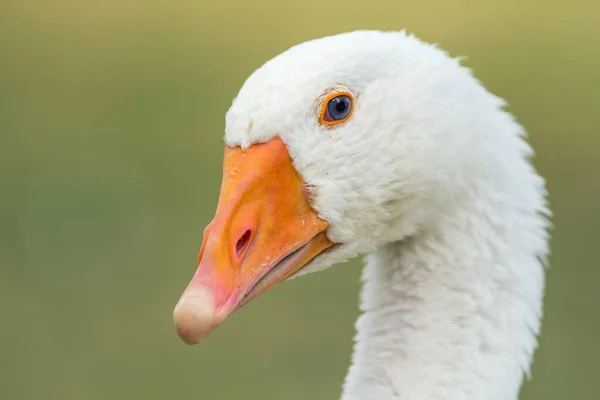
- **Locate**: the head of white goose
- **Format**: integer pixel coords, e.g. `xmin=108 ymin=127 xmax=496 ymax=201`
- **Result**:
xmin=173 ymin=30 xmax=550 ymax=400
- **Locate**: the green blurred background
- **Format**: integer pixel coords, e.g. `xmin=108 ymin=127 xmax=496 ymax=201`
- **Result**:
xmin=1 ymin=1 xmax=598 ymax=399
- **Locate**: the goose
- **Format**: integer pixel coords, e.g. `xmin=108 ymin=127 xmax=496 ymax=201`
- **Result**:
xmin=173 ymin=30 xmax=551 ymax=400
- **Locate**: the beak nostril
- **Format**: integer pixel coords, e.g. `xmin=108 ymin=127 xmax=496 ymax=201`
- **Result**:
xmin=235 ymin=229 xmax=252 ymax=260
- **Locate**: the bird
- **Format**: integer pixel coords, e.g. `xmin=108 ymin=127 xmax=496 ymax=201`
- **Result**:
xmin=173 ymin=30 xmax=551 ymax=400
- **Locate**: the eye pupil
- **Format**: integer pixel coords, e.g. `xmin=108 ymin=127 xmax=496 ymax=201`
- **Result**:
xmin=326 ymin=95 xmax=352 ymax=121
xmin=335 ymin=101 xmax=347 ymax=113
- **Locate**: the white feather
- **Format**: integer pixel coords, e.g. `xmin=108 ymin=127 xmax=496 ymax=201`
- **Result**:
xmin=225 ymin=30 xmax=551 ymax=400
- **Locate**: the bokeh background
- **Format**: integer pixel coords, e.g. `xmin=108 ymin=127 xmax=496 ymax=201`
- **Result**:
xmin=1 ymin=1 xmax=598 ymax=399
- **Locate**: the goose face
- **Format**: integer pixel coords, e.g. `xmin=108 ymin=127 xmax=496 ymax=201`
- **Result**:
xmin=174 ymin=31 xmax=489 ymax=344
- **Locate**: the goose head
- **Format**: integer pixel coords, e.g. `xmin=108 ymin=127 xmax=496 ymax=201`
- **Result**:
xmin=173 ymin=30 xmax=528 ymax=344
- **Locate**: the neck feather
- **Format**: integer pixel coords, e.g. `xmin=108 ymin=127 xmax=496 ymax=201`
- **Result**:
xmin=340 ymin=166 xmax=549 ymax=400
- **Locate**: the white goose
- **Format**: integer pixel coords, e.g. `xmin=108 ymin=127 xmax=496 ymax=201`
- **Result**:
xmin=173 ymin=30 xmax=551 ymax=400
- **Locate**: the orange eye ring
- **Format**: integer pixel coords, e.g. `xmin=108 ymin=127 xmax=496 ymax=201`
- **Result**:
xmin=319 ymin=91 xmax=354 ymax=127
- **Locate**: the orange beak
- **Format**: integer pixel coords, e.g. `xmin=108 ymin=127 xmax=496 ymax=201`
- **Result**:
xmin=173 ymin=137 xmax=334 ymax=344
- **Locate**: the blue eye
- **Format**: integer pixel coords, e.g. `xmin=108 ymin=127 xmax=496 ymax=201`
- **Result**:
xmin=321 ymin=93 xmax=354 ymax=125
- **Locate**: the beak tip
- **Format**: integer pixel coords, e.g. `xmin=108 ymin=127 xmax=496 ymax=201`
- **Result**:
xmin=175 ymin=325 xmax=213 ymax=345
xmin=173 ymin=287 xmax=218 ymax=344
